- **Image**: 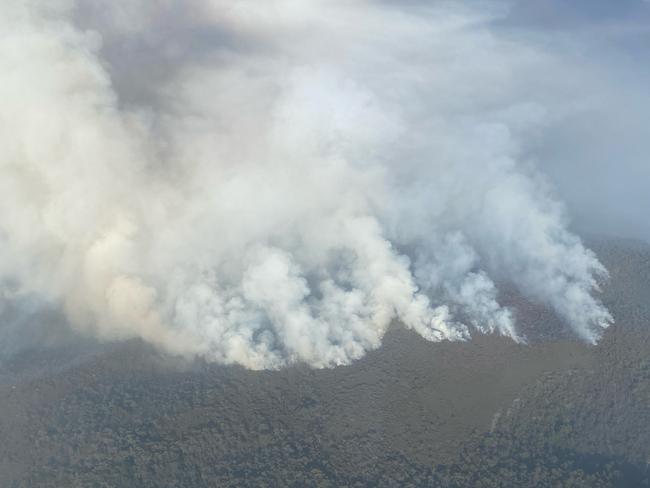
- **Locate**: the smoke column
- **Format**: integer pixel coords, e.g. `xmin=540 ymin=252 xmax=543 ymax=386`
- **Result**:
xmin=0 ymin=0 xmax=613 ymax=369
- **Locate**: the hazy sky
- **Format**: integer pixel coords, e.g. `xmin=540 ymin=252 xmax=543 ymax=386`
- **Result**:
xmin=501 ymin=0 xmax=650 ymax=241
xmin=394 ymin=0 xmax=650 ymax=241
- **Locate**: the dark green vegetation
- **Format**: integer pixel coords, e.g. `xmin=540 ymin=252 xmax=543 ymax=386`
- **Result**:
xmin=0 ymin=239 xmax=649 ymax=487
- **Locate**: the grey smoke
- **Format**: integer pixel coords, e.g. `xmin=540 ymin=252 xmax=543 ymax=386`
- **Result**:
xmin=499 ymin=0 xmax=650 ymax=242
xmin=0 ymin=0 xmax=628 ymax=369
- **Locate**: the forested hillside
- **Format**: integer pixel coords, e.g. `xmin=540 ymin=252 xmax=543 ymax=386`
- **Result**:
xmin=1 ymin=239 xmax=648 ymax=487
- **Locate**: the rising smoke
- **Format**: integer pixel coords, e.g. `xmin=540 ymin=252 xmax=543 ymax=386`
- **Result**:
xmin=0 ymin=0 xmax=614 ymax=369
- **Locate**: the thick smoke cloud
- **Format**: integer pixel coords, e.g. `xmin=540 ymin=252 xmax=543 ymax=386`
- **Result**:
xmin=0 ymin=0 xmax=615 ymax=368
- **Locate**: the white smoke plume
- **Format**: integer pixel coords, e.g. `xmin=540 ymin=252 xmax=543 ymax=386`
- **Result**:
xmin=0 ymin=0 xmax=613 ymax=369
